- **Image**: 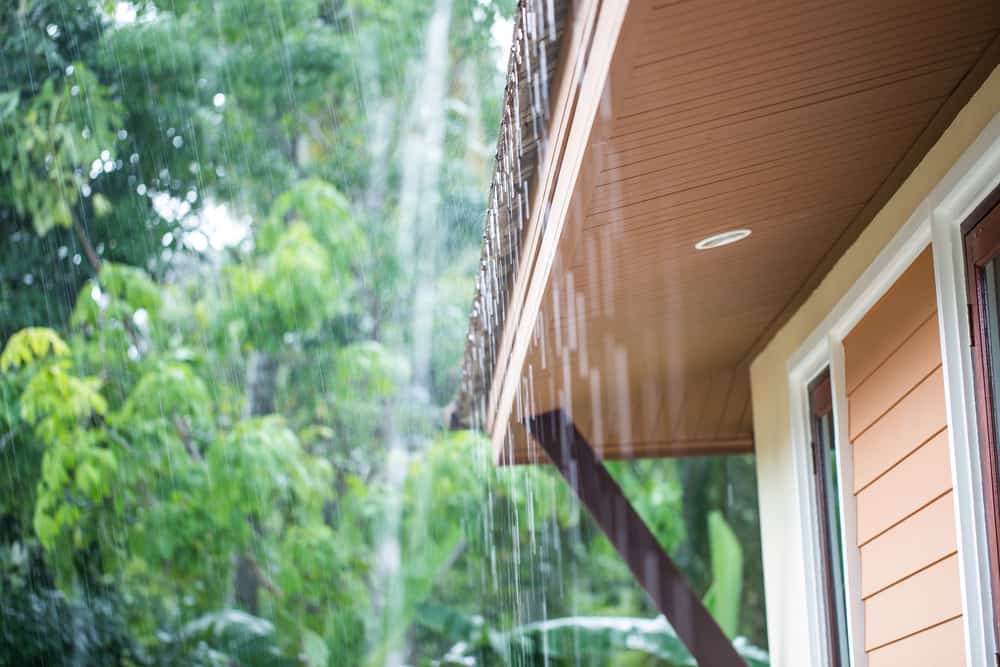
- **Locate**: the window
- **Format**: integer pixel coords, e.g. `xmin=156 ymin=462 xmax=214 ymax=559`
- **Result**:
xmin=808 ymin=370 xmax=850 ymax=667
xmin=962 ymin=184 xmax=1000 ymax=644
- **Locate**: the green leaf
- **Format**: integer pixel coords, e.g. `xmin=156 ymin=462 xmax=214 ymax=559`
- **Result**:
xmin=179 ymin=610 xmax=298 ymax=667
xmin=1 ymin=328 xmax=70 ymax=371
xmin=92 ymin=192 xmax=113 ymax=218
xmin=0 ymin=90 xmax=19 ymax=121
xmin=433 ymin=612 xmax=770 ymax=667
xmin=705 ymin=510 xmax=743 ymax=638
xmin=300 ymin=629 xmax=329 ymax=667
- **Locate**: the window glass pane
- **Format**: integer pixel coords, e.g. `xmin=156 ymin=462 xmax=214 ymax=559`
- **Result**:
xmin=810 ymin=375 xmax=850 ymax=667
xmin=816 ymin=411 xmax=850 ymax=667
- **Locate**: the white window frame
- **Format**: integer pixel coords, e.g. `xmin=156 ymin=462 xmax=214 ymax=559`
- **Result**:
xmin=786 ymin=111 xmax=1000 ymax=667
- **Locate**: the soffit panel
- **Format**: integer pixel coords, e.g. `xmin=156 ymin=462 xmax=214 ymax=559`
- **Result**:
xmin=497 ymin=0 xmax=1000 ymax=463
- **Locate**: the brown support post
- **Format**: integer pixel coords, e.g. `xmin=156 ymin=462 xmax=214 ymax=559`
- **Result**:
xmin=527 ymin=409 xmax=748 ymax=667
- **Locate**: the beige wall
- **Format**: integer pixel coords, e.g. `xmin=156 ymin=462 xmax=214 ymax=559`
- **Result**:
xmin=750 ymin=65 xmax=1000 ymax=667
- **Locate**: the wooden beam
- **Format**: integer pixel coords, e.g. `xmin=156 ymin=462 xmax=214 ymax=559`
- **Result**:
xmin=526 ymin=409 xmax=748 ymax=667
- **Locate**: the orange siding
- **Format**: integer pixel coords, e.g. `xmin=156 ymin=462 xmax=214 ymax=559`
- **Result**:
xmin=855 ymin=430 xmax=952 ymax=544
xmin=867 ymin=616 xmax=965 ymax=667
xmin=843 ymin=248 xmax=965 ymax=658
xmin=851 ymin=368 xmax=947 ymax=491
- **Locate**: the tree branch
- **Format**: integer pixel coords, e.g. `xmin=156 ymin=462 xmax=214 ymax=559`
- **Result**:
xmin=171 ymin=412 xmax=202 ymax=462
xmin=73 ymin=221 xmax=102 ymax=274
xmin=104 ymin=426 xmax=133 ymax=452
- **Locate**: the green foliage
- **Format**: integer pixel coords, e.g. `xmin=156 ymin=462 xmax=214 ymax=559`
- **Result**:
xmin=0 ymin=63 xmax=121 ymax=236
xmin=0 ymin=540 xmax=142 ymax=667
xmin=703 ymin=511 xmax=743 ymax=638
xmin=163 ymin=609 xmax=299 ymax=667
xmin=207 ymin=417 xmax=333 ymax=534
xmin=224 ymin=223 xmax=333 ymax=352
xmin=427 ymin=608 xmax=771 ymax=667
xmin=0 ymin=327 xmax=69 ymax=371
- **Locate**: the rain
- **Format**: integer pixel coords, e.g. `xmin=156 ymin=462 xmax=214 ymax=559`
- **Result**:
xmin=0 ymin=2 xmax=769 ymax=666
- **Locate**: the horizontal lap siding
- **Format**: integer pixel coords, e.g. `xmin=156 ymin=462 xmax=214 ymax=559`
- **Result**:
xmin=867 ymin=616 xmax=965 ymax=667
xmin=843 ymin=248 xmax=965 ymax=658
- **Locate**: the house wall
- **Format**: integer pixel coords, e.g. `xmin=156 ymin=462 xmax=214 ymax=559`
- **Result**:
xmin=749 ymin=65 xmax=1000 ymax=667
xmin=842 ymin=248 xmax=964 ymax=664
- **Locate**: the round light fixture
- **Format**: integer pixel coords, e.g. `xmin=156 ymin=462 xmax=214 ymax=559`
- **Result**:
xmin=694 ymin=229 xmax=751 ymax=250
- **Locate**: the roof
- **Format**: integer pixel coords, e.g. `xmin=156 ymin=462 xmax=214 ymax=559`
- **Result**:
xmin=452 ymin=0 xmax=568 ymax=432
xmin=458 ymin=0 xmax=1000 ymax=465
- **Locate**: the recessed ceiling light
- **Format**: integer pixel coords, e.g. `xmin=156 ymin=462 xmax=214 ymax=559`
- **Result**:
xmin=695 ymin=229 xmax=751 ymax=250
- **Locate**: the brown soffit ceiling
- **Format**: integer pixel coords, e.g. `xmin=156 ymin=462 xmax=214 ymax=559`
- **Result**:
xmin=473 ymin=0 xmax=1000 ymax=465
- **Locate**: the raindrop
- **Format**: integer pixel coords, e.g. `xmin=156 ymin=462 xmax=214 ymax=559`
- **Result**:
xmin=45 ymin=24 xmax=59 ymax=38
xmin=81 ymin=184 xmax=92 ymax=197
xmin=82 ymin=127 xmax=91 ymax=139
xmin=103 ymin=160 xmax=114 ymax=173
xmin=187 ymin=231 xmax=208 ymax=252
xmin=185 ymin=190 xmax=197 ymax=203
xmin=72 ymin=254 xmax=82 ymax=265
xmin=117 ymin=129 xmax=128 ymax=140
xmin=70 ymin=85 xmax=80 ymax=97
xmin=213 ymin=93 xmax=226 ymax=107
xmin=22 ymin=274 xmax=34 ymax=286
xmin=100 ymin=150 xmax=111 ymax=161
xmin=161 ymin=232 xmax=173 ymax=247
xmin=166 ymin=127 xmax=176 ymax=138
xmin=172 ymin=136 xmax=184 ymax=149
xmin=136 ymin=184 xmax=147 ymax=196
xmin=57 ymin=246 xmax=68 ymax=259
xmin=65 ymin=65 xmax=74 ymax=76
xmin=130 ymin=153 xmax=140 ymax=164
xmin=215 ymin=166 xmax=225 ymax=178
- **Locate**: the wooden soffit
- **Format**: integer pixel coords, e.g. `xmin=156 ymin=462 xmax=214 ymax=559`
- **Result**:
xmin=487 ymin=0 xmax=1000 ymax=464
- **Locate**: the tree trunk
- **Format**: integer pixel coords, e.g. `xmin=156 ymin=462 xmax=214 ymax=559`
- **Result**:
xmin=234 ymin=351 xmax=278 ymax=613
xmin=245 ymin=350 xmax=278 ymax=418
xmin=234 ymin=553 xmax=260 ymax=614
xmin=394 ymin=0 xmax=452 ymax=393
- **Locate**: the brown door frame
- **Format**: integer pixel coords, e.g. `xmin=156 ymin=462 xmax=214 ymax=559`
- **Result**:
xmin=527 ymin=409 xmax=749 ymax=667
xmin=961 ymin=183 xmax=1000 ymax=646
xmin=808 ymin=370 xmax=848 ymax=667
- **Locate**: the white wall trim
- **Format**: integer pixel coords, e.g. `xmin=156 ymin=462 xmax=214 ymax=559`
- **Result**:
xmin=785 ymin=112 xmax=1000 ymax=666
xmin=787 ymin=335 xmax=869 ymax=667
xmin=786 ymin=341 xmax=836 ymax=667
xmin=928 ymin=112 xmax=1000 ymax=667
xmin=828 ymin=340 xmax=864 ymax=667
xmin=785 ymin=169 xmax=934 ymax=667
